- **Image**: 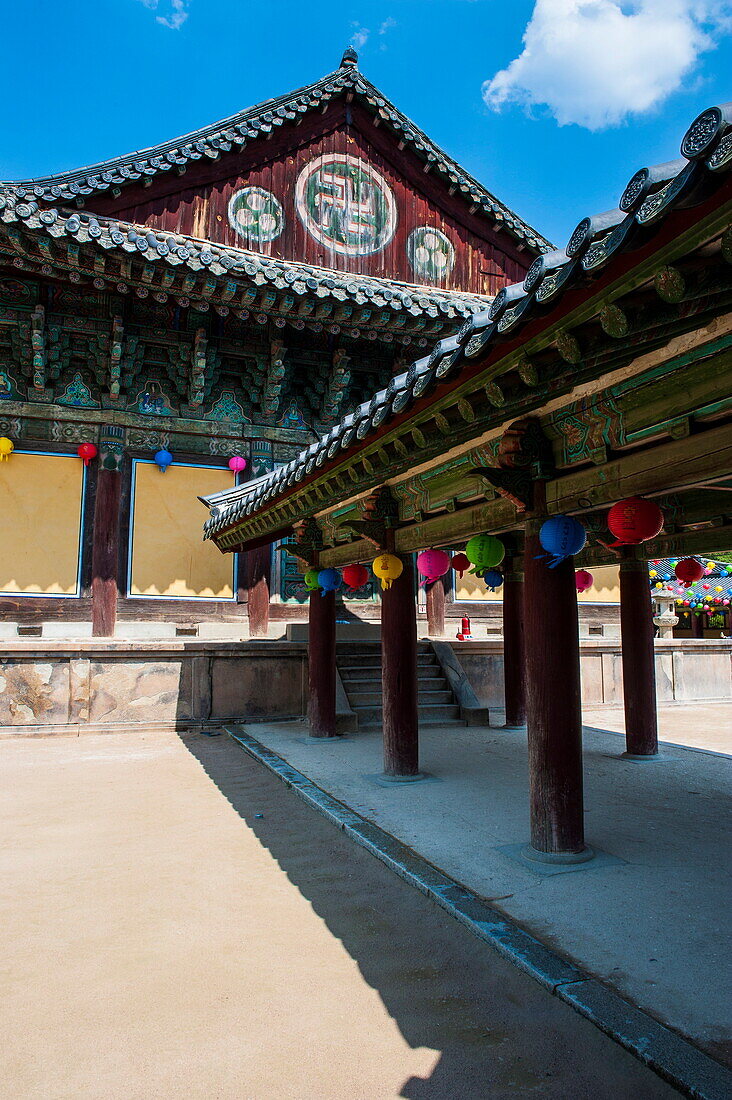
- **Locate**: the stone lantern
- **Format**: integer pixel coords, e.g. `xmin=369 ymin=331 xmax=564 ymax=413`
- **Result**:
xmin=652 ymin=586 xmax=679 ymax=639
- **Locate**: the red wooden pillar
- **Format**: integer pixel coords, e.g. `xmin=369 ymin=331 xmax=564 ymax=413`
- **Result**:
xmin=524 ymin=497 xmax=586 ymax=856
xmin=619 ymin=551 xmax=659 ymax=757
xmin=308 ymin=587 xmax=337 ymax=738
xmin=381 ymin=554 xmax=420 ymax=777
xmin=502 ymin=559 xmax=526 ymax=727
xmin=91 ymin=466 xmax=122 ymax=637
xmin=425 ymin=576 xmax=446 ymax=637
xmin=245 ymin=545 xmax=271 ymax=638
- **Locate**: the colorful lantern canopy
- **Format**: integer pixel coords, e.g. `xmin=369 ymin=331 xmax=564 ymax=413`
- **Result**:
xmin=675 ymin=557 xmax=704 ymax=588
xmin=304 ymin=569 xmax=321 ymax=592
xmin=77 ymin=442 xmax=98 ymax=467
xmin=483 ymin=568 xmax=503 ymax=592
xmin=538 ymin=515 xmax=586 ymax=567
xmin=417 ymin=548 xmax=451 ymax=585
xmin=465 ymin=534 xmax=505 ymax=576
xmin=372 ymin=553 xmax=403 ymax=591
xmin=342 ymin=563 xmax=369 ymax=591
xmin=575 ymin=569 xmax=594 ymax=593
xmin=607 ymin=496 xmax=664 ymax=546
xmin=228 ymin=456 xmax=247 ymax=475
xmin=451 ymin=552 xmax=470 ymax=579
xmin=0 ymin=437 xmax=14 ymax=461
xmin=154 ymin=448 xmax=173 ymax=472
xmin=317 ymin=568 xmax=341 ymax=595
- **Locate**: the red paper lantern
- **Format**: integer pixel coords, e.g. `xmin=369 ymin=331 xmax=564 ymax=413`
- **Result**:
xmin=702 ymin=583 xmax=710 ymax=590
xmin=342 ymin=564 xmax=369 ymax=591
xmin=228 ymin=456 xmax=247 ymax=474
xmin=77 ymin=443 xmax=97 ymax=467
xmin=575 ymin=569 xmax=594 ymax=593
xmin=607 ymin=496 xmax=664 ymax=545
xmin=451 ymin=552 xmax=470 ymax=579
xmin=675 ymin=558 xmax=704 ymax=588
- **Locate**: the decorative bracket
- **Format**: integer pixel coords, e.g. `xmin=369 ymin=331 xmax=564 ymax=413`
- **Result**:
xmin=261 ymin=339 xmax=287 ymax=417
xmin=189 ymin=328 xmax=207 ymax=408
xmin=30 ymin=305 xmax=46 ymax=392
xmin=109 ymin=317 xmax=124 ymax=398
xmin=277 ymin=516 xmax=323 ymax=569
xmin=470 ymin=417 xmax=554 ymax=513
xmin=337 ymin=486 xmax=400 ymax=550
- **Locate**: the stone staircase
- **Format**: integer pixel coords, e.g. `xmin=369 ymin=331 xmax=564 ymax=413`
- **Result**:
xmin=337 ymin=642 xmax=464 ymax=730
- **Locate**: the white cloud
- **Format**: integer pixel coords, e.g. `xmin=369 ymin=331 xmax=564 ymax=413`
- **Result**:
xmin=380 ymin=17 xmax=397 ymax=34
xmin=483 ymin=0 xmax=732 ymax=130
xmin=350 ymin=24 xmax=370 ymax=49
xmin=138 ymin=0 xmax=190 ymax=30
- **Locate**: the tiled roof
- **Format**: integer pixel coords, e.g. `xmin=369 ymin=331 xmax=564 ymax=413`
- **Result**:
xmin=202 ymin=102 xmax=732 ymax=540
xmin=0 ymin=194 xmax=490 ymax=335
xmin=4 ymin=51 xmax=550 ymax=254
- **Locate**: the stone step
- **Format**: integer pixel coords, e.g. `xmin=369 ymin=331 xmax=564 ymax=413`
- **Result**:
xmin=338 ymin=654 xmax=438 ymax=669
xmin=352 ymin=704 xmax=462 ymax=725
xmin=341 ymin=671 xmax=447 ymax=688
xmin=347 ymin=689 xmax=454 ymax=707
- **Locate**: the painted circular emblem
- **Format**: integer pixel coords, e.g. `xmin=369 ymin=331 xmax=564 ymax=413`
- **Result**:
xmin=228 ymin=186 xmax=284 ymax=246
xmin=407 ymin=226 xmax=455 ymax=282
xmin=295 ymin=153 xmax=397 ymax=256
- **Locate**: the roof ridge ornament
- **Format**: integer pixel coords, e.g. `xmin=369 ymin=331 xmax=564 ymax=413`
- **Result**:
xmin=340 ymin=46 xmax=358 ymax=68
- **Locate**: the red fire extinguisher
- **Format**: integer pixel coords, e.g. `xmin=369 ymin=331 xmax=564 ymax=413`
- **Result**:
xmin=456 ymin=616 xmax=472 ymax=641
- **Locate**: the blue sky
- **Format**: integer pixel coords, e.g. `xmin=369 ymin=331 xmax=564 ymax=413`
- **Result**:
xmin=1 ymin=0 xmax=730 ymax=246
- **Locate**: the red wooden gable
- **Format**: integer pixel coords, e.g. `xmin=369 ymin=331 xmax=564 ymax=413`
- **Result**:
xmin=88 ymin=100 xmax=532 ymax=297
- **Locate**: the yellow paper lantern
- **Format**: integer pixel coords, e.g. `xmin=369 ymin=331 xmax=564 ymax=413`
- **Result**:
xmin=649 ymin=569 xmax=657 ymax=578
xmin=715 ymin=586 xmax=723 ymax=593
xmin=372 ymin=553 xmax=403 ymax=591
xmin=654 ymin=581 xmax=663 ymax=589
xmin=0 ymin=436 xmax=14 ymax=461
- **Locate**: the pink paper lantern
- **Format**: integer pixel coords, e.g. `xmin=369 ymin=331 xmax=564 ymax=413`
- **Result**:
xmin=417 ymin=549 xmax=451 ymax=585
xmin=575 ymin=569 xmax=593 ymax=593
xmin=228 ymin=456 xmax=247 ymax=474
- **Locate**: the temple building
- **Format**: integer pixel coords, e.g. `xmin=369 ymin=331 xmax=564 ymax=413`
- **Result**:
xmin=201 ymin=101 xmax=732 ymax=855
xmin=0 ymin=48 xmax=548 ymax=636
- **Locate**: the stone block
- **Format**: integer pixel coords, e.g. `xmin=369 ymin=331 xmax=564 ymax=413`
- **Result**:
xmin=0 ymin=659 xmax=71 ymax=725
xmin=210 ymin=655 xmax=306 ymax=720
xmin=580 ymin=653 xmax=604 ymax=705
xmin=87 ymin=660 xmax=184 ymax=726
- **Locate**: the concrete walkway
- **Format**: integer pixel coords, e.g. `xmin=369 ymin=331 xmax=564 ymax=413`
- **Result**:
xmin=0 ymin=731 xmax=679 ymax=1099
xmin=237 ymin=704 xmax=732 ymax=1071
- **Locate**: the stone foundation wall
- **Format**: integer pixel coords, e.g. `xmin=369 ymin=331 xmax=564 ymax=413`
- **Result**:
xmin=0 ymin=638 xmax=728 ymax=737
xmin=454 ymin=639 xmax=732 ymax=709
xmin=0 ymin=641 xmax=308 ymax=736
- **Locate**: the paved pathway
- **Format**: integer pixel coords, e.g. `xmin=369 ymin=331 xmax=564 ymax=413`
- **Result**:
xmin=236 ymin=708 xmax=732 ymax=1067
xmin=0 ymin=731 xmax=678 ymax=1099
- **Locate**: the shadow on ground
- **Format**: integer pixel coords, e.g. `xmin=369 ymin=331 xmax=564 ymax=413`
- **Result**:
xmin=181 ymin=731 xmax=676 ymax=1100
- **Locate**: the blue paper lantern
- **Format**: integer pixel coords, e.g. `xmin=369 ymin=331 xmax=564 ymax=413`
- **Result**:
xmin=538 ymin=515 xmax=586 ymax=567
xmin=318 ymin=568 xmax=342 ymax=596
xmin=154 ymin=448 xmax=173 ymax=472
xmin=483 ymin=569 xmax=503 ymax=592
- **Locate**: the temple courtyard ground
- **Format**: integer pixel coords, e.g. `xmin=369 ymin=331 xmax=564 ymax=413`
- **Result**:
xmin=0 ymin=705 xmax=729 ymax=1098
